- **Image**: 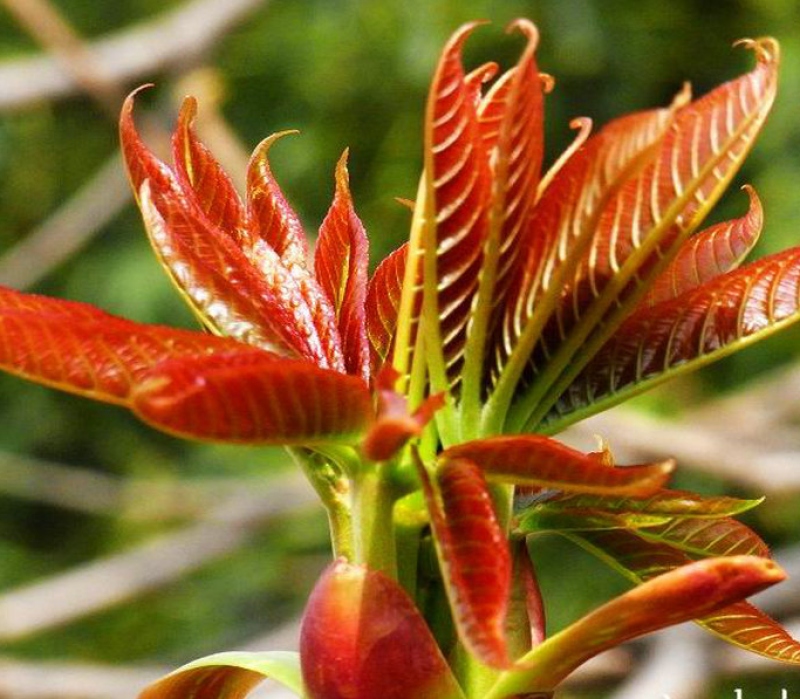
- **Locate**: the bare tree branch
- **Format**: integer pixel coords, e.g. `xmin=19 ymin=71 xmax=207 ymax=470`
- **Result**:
xmin=0 ymin=475 xmax=317 ymax=643
xmin=0 ymin=0 xmax=269 ymax=111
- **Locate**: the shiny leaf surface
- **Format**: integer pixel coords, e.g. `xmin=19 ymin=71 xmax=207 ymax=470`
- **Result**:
xmin=132 ymin=350 xmax=372 ymax=444
xmin=417 ymin=454 xmax=513 ymax=667
xmin=139 ymin=651 xmax=303 ymax=699
xmin=423 ymin=22 xmax=492 ymax=376
xmin=567 ymin=529 xmax=800 ymax=665
xmin=0 ymin=286 xmax=245 ymax=405
xmin=643 ymin=185 xmax=763 ymax=306
xmin=315 ymin=151 xmax=371 ymax=380
xmin=488 ymin=555 xmax=785 ymax=695
xmin=140 ymin=182 xmax=328 ymax=363
xmin=549 ymin=244 xmax=800 ymax=428
xmin=443 ymin=436 xmax=674 ymax=496
xmin=365 ymin=243 xmax=407 ymax=370
xmin=172 ymin=96 xmax=246 ymax=236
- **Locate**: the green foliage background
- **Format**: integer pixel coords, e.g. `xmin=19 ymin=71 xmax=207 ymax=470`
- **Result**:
xmin=0 ymin=0 xmax=798 ymax=695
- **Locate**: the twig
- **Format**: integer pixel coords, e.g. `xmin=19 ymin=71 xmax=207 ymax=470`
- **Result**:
xmin=0 ymin=474 xmax=316 ymax=643
xmin=0 ymin=0 xmax=268 ymax=111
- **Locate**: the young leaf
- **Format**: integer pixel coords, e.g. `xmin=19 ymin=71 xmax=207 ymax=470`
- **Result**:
xmin=300 ymin=559 xmax=466 ymax=699
xmin=139 ymin=651 xmax=304 ymax=699
xmin=132 ymin=350 xmax=373 ymax=444
xmin=245 ymin=134 xmax=345 ymax=373
xmin=476 ymin=67 xmax=516 ymax=153
xmin=516 ymin=507 xmax=671 ymax=533
xmin=547 ymin=244 xmax=800 ymax=430
xmin=245 ymin=132 xmax=310 ymax=273
xmin=517 ymin=40 xmax=780 ymax=430
xmin=566 ymin=529 xmax=800 ymax=665
xmin=442 ymin=436 xmax=674 ymax=496
xmin=365 ymin=243 xmax=407 ymax=370
xmin=172 ymin=96 xmax=246 ymax=236
xmin=315 ymin=151 xmax=371 ymax=380
xmin=0 ymin=286 xmax=245 ymax=405
xmin=416 ymin=453 xmax=513 ymax=668
xmin=642 ymin=185 xmax=763 ymax=306
xmin=119 ymin=87 xmax=180 ymax=202
xmin=140 ymin=182 xmax=328 ymax=364
xmin=485 ymin=555 xmax=785 ymax=696
xmin=526 ymin=488 xmax=763 ymax=519
xmin=423 ymin=21 xmax=492 ymax=378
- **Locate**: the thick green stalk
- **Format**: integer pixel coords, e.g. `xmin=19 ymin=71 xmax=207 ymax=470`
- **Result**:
xmin=351 ymin=463 xmax=398 ymax=579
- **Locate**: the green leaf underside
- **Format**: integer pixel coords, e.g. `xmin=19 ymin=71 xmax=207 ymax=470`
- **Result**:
xmin=562 ymin=529 xmax=800 ymax=665
xmin=485 ymin=555 xmax=784 ymax=696
xmin=138 ymin=651 xmax=304 ymax=699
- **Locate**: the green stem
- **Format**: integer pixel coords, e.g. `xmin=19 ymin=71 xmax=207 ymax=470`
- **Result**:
xmin=352 ymin=463 xmax=398 ymax=578
xmin=288 ymin=447 xmax=353 ymax=560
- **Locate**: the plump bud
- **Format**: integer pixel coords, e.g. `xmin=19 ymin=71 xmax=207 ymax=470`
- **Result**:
xmin=300 ymin=559 xmax=463 ymax=699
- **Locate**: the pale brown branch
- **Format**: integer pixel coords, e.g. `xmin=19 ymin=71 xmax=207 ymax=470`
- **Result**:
xmin=0 ymin=475 xmax=316 ymax=643
xmin=0 ymin=0 xmax=268 ymax=111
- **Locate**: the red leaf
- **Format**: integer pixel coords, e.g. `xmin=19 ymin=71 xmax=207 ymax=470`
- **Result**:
xmin=642 ymin=185 xmax=763 ymax=306
xmin=140 ymin=182 xmax=330 ymax=365
xmin=245 ymin=133 xmax=345 ymax=372
xmin=443 ymin=436 xmax=673 ymax=496
xmin=365 ymin=243 xmax=407 ymax=371
xmin=424 ymin=22 xmax=492 ymax=375
xmin=119 ymin=87 xmax=179 ymax=201
xmin=476 ymin=67 xmax=516 ymax=153
xmin=132 ymin=350 xmax=372 ymax=444
xmin=0 ymin=286 xmax=245 ymax=405
xmin=551 ymin=244 xmax=800 ymax=424
xmin=568 ymin=529 xmax=800 ymax=666
xmin=416 ymin=454 xmax=512 ymax=668
xmin=300 ymin=559 xmax=465 ymax=699
xmin=495 ymin=555 xmax=785 ymax=693
xmin=362 ymin=368 xmax=443 ymax=461
xmin=245 ymin=131 xmax=310 ymax=272
xmin=314 ymin=151 xmax=371 ymax=380
xmin=171 ymin=96 xmax=246 ymax=236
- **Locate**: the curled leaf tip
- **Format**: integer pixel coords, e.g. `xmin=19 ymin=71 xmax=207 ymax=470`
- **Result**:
xmin=506 ymin=18 xmax=540 ymax=48
xmin=540 ymin=72 xmax=556 ymax=93
xmin=465 ymin=61 xmax=500 ymax=87
xmin=249 ymin=130 xmax=301 ymax=164
xmin=445 ymin=19 xmax=490 ymax=51
xmin=671 ymin=81 xmax=692 ymax=109
xmin=733 ymin=37 xmax=780 ymax=64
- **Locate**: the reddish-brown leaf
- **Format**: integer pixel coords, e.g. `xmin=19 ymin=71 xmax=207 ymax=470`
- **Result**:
xmin=301 ymin=559 xmax=465 ymax=699
xmin=171 ymin=96 xmax=246 ymax=236
xmin=132 ymin=350 xmax=372 ymax=444
xmin=443 ymin=436 xmax=673 ymax=496
xmin=424 ymin=22 xmax=492 ymax=375
xmin=245 ymin=132 xmax=310 ymax=273
xmin=493 ymin=555 xmax=785 ymax=693
xmin=0 ymin=286 xmax=245 ymax=405
xmin=550 ymin=245 xmax=800 ymax=426
xmin=140 ymin=182 xmax=329 ymax=364
xmin=315 ymin=151 xmax=371 ymax=380
xmin=365 ymin=243 xmax=407 ymax=371
xmin=567 ymin=529 xmax=800 ymax=665
xmin=416 ymin=454 xmax=512 ymax=668
xmin=244 ymin=133 xmax=345 ymax=372
xmin=642 ymin=185 xmax=763 ymax=306
xmin=476 ymin=67 xmax=516 ymax=153
xmin=487 ymin=20 xmax=546 ymax=326
xmin=495 ymin=98 xmax=679 ymax=376
xmin=119 ymin=87 xmax=179 ymax=201
xmin=522 ymin=41 xmax=780 ymax=427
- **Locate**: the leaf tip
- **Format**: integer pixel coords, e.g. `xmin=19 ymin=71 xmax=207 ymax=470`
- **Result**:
xmin=733 ymin=37 xmax=780 ymax=65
